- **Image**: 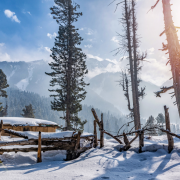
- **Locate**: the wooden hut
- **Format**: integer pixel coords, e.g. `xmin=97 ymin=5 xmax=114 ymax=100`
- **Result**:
xmin=0 ymin=117 xmax=58 ymax=136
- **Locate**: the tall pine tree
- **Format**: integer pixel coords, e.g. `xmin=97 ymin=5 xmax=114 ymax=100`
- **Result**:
xmin=0 ymin=69 xmax=9 ymax=113
xmin=46 ymin=0 xmax=88 ymax=131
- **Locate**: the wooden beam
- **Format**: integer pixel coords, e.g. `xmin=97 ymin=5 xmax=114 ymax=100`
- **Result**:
xmin=0 ymin=139 xmax=37 ymax=147
xmin=91 ymin=108 xmax=101 ymax=126
xmin=103 ymin=130 xmax=123 ymax=144
xmin=164 ymin=105 xmax=174 ymax=153
xmin=3 ymin=129 xmax=28 ymax=139
xmin=100 ymin=113 xmax=104 ymax=148
xmin=94 ymin=120 xmax=98 ymax=148
xmin=37 ymin=131 xmax=42 ymax=163
xmin=0 ymin=120 xmax=3 ymax=140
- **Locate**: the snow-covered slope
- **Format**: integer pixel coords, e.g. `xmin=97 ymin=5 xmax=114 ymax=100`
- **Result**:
xmin=1 ymin=136 xmax=180 ymax=180
xmin=0 ymin=117 xmax=57 ymax=126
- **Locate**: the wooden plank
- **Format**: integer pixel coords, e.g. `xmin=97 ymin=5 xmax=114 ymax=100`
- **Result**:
xmin=100 ymin=113 xmax=104 ymax=148
xmin=37 ymin=131 xmax=42 ymax=163
xmin=94 ymin=120 xmax=98 ymax=148
xmin=164 ymin=106 xmax=174 ymax=153
xmin=0 ymin=120 xmax=3 ymax=140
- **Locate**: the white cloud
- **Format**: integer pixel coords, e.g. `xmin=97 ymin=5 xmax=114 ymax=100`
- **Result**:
xmin=87 ymin=54 xmax=103 ymax=61
xmin=27 ymin=12 xmax=31 ymax=15
xmin=44 ymin=47 xmax=51 ymax=53
xmin=0 ymin=43 xmax=5 ymax=47
xmin=84 ymin=44 xmax=92 ymax=48
xmin=79 ymin=28 xmax=84 ymax=31
xmin=111 ymin=36 xmax=119 ymax=44
xmin=4 ymin=10 xmax=20 ymax=23
xmin=148 ymin=47 xmax=155 ymax=55
xmin=47 ymin=32 xmax=57 ymax=39
xmin=86 ymin=28 xmax=95 ymax=36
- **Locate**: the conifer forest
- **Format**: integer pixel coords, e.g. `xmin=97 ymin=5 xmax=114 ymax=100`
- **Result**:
xmin=1 ymin=0 xmax=180 ymax=179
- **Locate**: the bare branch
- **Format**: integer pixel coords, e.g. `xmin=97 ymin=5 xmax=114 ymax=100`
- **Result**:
xmin=154 ymin=85 xmax=174 ymax=97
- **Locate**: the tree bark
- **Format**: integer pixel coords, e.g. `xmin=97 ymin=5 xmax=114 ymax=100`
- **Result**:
xmin=162 ymin=0 xmax=180 ymax=118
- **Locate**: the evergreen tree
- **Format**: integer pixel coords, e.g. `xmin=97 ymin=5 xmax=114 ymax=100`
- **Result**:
xmin=145 ymin=116 xmax=158 ymax=136
xmin=46 ymin=0 xmax=88 ymax=131
xmin=21 ymin=104 xmax=35 ymax=118
xmin=156 ymin=113 xmax=165 ymax=125
xmin=0 ymin=69 xmax=9 ymax=112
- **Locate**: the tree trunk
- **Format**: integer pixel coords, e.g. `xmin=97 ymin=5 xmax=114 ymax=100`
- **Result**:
xmin=162 ymin=0 xmax=180 ymax=118
xmin=66 ymin=0 xmax=73 ymax=130
xmin=0 ymin=120 xmax=3 ymax=140
xmin=125 ymin=0 xmax=141 ymax=130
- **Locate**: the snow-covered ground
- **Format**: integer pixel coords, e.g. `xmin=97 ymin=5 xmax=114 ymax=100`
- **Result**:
xmin=1 ymin=135 xmax=180 ymax=180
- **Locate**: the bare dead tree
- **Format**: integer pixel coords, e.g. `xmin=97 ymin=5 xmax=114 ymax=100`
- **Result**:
xmin=114 ymin=0 xmax=146 ymax=130
xmin=151 ymin=0 xmax=180 ymax=118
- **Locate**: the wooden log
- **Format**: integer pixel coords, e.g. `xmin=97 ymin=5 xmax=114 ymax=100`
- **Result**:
xmin=94 ymin=120 xmax=98 ymax=148
xmin=100 ymin=113 xmax=104 ymax=148
xmin=0 ymin=146 xmax=74 ymax=153
xmin=164 ymin=105 xmax=174 ymax=153
xmin=122 ymin=132 xmax=131 ymax=151
xmin=139 ymin=132 xmax=144 ymax=153
xmin=4 ymin=129 xmax=28 ymax=139
xmin=0 ymin=120 xmax=3 ymax=140
xmin=160 ymin=129 xmax=180 ymax=139
xmin=74 ymin=131 xmax=81 ymax=151
xmin=91 ymin=108 xmax=101 ymax=126
xmin=0 ymin=139 xmax=37 ymax=147
xmin=103 ymin=130 xmax=123 ymax=144
xmin=37 ymin=131 xmax=42 ymax=163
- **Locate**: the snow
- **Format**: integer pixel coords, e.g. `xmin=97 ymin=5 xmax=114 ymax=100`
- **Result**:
xmin=0 ymin=117 xmax=58 ymax=126
xmin=1 ymin=135 xmax=180 ymax=179
xmin=6 ymin=130 xmax=74 ymax=139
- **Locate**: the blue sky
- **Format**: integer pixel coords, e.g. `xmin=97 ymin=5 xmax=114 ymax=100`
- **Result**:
xmin=1 ymin=0 xmax=180 ymax=86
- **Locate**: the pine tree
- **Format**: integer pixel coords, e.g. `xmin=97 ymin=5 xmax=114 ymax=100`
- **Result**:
xmin=21 ymin=104 xmax=35 ymax=118
xmin=46 ymin=0 xmax=88 ymax=131
xmin=145 ymin=116 xmax=158 ymax=136
xmin=0 ymin=69 xmax=9 ymax=112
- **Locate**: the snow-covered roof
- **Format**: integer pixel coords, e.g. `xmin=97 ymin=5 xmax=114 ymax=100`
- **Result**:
xmin=0 ymin=117 xmax=58 ymax=126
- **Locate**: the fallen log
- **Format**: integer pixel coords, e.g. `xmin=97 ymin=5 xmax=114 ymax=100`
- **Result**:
xmin=0 ymin=139 xmax=37 ymax=147
xmin=0 ymin=145 xmax=75 ymax=153
xmin=3 ymin=129 xmax=28 ymax=139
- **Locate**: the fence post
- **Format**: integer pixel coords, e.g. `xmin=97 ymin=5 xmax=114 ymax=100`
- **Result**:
xmin=100 ymin=113 xmax=104 ymax=148
xmin=164 ymin=105 xmax=174 ymax=153
xmin=94 ymin=120 xmax=98 ymax=148
xmin=37 ymin=131 xmax=42 ymax=163
xmin=0 ymin=120 xmax=3 ymax=141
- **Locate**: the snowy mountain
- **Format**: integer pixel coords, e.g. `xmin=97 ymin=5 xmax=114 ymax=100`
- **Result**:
xmin=0 ymin=59 xmax=179 ymax=121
